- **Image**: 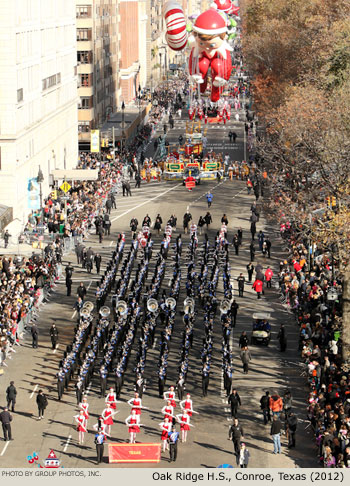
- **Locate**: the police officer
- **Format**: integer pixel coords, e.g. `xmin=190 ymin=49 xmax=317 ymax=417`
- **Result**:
xmin=49 ymin=323 xmax=59 ymax=350
xmin=228 ymin=388 xmax=241 ymax=418
xmin=6 ymin=382 xmax=17 ymax=412
xmin=229 ymin=418 xmax=244 ymax=456
xmin=0 ymin=407 xmax=13 ymax=441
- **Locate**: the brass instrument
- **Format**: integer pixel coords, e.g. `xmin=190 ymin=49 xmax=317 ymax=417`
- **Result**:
xmin=147 ymin=298 xmax=159 ymax=313
xmin=165 ymin=297 xmax=176 ymax=310
xmin=220 ymin=299 xmax=231 ymax=315
xmin=99 ymin=306 xmax=111 ymax=318
xmin=82 ymin=301 xmax=94 ymax=313
xmin=183 ymin=297 xmax=195 ymax=315
xmin=116 ymin=300 xmax=128 ymax=316
xmin=80 ymin=308 xmax=91 ymax=319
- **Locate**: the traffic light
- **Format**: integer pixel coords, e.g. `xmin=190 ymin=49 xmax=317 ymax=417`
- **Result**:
xmin=51 ymin=190 xmax=57 ymax=200
xmin=331 ymin=196 xmax=336 ymax=208
xmin=326 ymin=196 xmax=331 ymax=207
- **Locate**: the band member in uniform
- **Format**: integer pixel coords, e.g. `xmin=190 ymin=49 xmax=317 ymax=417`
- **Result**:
xmin=176 ymin=409 xmax=193 ymax=443
xmin=125 ymin=409 xmax=143 ymax=444
xmin=105 ymin=388 xmax=117 ymax=410
xmin=79 ymin=396 xmax=90 ymax=421
xmin=101 ymin=403 xmax=117 ymax=437
xmin=74 ymin=410 xmax=87 ymax=445
xmin=159 ymin=417 xmax=172 ymax=452
xmin=93 ymin=417 xmax=111 ymax=438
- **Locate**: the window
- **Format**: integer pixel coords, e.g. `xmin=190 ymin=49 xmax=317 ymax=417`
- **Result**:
xmin=77 ymin=51 xmax=92 ymax=64
xmin=77 ymin=29 xmax=92 ymax=41
xmin=76 ymin=6 xmax=91 ymax=18
xmin=78 ymin=96 xmax=93 ymax=109
xmin=78 ymin=121 xmax=91 ymax=133
xmin=42 ymin=73 xmax=61 ymax=91
xmin=17 ymin=88 xmax=23 ymax=102
xmin=80 ymin=74 xmax=92 ymax=87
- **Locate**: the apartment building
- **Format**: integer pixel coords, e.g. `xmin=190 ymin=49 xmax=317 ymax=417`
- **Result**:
xmin=76 ymin=0 xmax=120 ymax=149
xmin=0 ymin=0 xmax=78 ymax=223
xmin=146 ymin=0 xmax=189 ymax=90
xmin=118 ymin=0 xmax=148 ymax=103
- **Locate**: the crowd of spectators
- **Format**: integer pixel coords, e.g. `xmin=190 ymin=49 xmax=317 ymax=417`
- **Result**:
xmin=277 ymin=223 xmax=350 ymax=467
xmin=0 ymin=251 xmax=60 ymax=367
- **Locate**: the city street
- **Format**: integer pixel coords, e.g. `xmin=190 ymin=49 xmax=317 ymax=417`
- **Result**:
xmin=0 ymin=172 xmax=318 ymax=468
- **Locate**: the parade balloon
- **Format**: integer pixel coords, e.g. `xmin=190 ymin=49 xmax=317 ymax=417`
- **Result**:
xmin=213 ymin=0 xmax=233 ymax=13
xmin=163 ymin=1 xmax=188 ymax=51
xmin=189 ymin=8 xmax=232 ymax=102
xmin=164 ymin=3 xmax=233 ymax=102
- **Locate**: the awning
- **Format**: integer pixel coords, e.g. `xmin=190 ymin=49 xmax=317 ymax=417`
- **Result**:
xmin=51 ymin=170 xmax=99 ymax=181
xmin=0 ymin=204 xmax=13 ymax=232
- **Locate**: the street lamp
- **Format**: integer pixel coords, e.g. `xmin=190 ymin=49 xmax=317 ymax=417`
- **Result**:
xmin=121 ymin=101 xmax=125 ymax=150
xmin=37 ymin=166 xmax=44 ymax=219
xmin=138 ymin=84 xmax=142 ymax=113
xmin=159 ymin=46 xmax=168 ymax=83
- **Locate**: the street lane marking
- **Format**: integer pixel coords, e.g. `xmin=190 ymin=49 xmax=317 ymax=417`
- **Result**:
xmin=109 ymin=241 xmax=114 ymax=247
xmin=87 ymin=281 xmax=92 ymax=291
xmin=63 ymin=435 xmax=72 ymax=452
xmin=30 ymin=384 xmax=38 ymax=399
xmin=71 ymin=310 xmax=77 ymax=320
xmin=1 ymin=441 xmax=10 ymax=456
xmin=53 ymin=344 xmax=60 ymax=354
xmin=111 ymin=184 xmax=182 ymax=222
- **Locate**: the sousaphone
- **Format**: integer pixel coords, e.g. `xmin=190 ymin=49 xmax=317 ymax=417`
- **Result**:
xmin=183 ymin=297 xmax=195 ymax=315
xmin=116 ymin=300 xmax=128 ymax=316
xmin=80 ymin=308 xmax=91 ymax=319
xmin=147 ymin=298 xmax=159 ymax=313
xmin=220 ymin=299 xmax=231 ymax=315
xmin=165 ymin=297 xmax=176 ymax=310
xmin=99 ymin=306 xmax=111 ymax=318
xmin=82 ymin=301 xmax=94 ymax=313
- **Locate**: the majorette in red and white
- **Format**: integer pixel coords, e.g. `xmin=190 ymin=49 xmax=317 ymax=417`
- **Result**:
xmin=176 ymin=409 xmax=194 ymax=443
xmin=125 ymin=409 xmax=144 ymax=444
xmin=105 ymin=387 xmax=117 ymax=410
xmin=79 ymin=396 xmax=89 ymax=420
xmin=164 ymin=386 xmax=178 ymax=408
xmin=180 ymin=393 xmax=199 ymax=418
xmin=74 ymin=410 xmax=87 ymax=445
xmin=161 ymin=400 xmax=175 ymax=421
xmin=101 ymin=403 xmax=118 ymax=437
xmin=127 ymin=392 xmax=149 ymax=416
xmin=159 ymin=417 xmax=172 ymax=452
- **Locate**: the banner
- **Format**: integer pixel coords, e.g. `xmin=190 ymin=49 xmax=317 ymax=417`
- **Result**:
xmin=27 ymin=178 xmax=40 ymax=210
xmin=108 ymin=443 xmax=161 ymax=464
xmin=90 ymin=129 xmax=100 ymax=153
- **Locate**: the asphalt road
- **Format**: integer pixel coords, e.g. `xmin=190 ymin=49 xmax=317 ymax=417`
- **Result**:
xmin=0 ymin=109 xmax=319 ymax=469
